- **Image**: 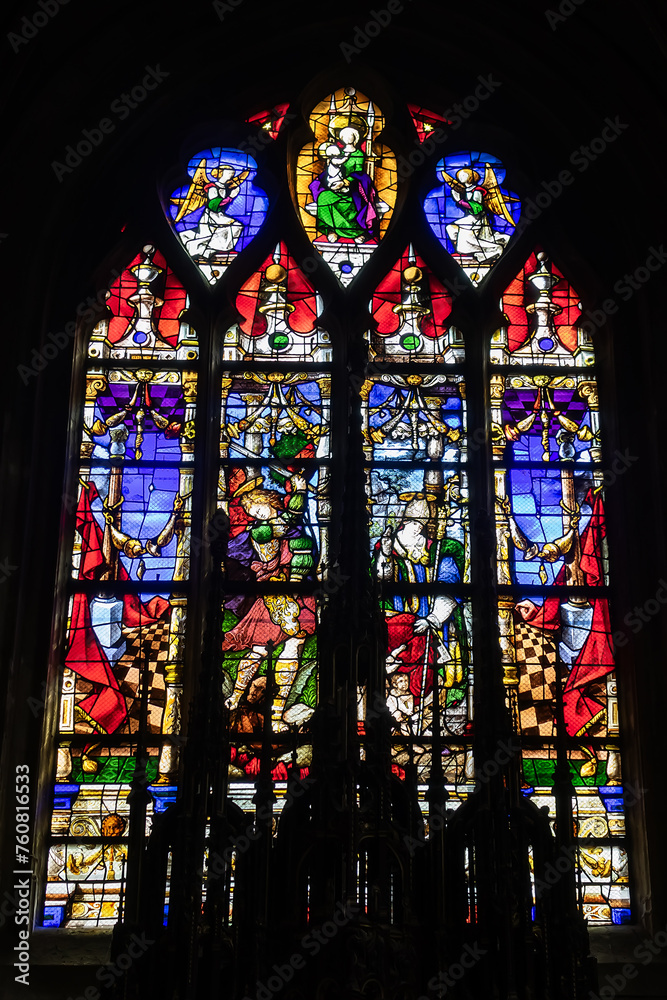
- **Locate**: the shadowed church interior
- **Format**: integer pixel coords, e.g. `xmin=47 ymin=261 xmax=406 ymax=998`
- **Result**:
xmin=1 ymin=1 xmax=667 ymax=998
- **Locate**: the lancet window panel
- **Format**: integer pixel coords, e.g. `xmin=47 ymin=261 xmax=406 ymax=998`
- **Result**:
xmin=361 ymin=249 xmax=473 ymax=795
xmin=217 ymin=244 xmax=332 ymax=780
xmin=43 ymin=248 xmax=195 ymax=928
xmin=493 ymin=251 xmax=629 ymax=925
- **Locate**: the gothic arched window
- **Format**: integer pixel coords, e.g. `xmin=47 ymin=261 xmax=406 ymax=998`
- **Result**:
xmin=38 ymin=83 xmax=630 ymax=987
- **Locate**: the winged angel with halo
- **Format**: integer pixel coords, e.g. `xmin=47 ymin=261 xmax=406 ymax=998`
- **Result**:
xmin=443 ymin=162 xmax=518 ymax=264
xmin=171 ymin=158 xmax=250 ymax=263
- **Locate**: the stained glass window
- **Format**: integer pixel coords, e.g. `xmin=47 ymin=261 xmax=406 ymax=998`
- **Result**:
xmin=294 ymin=87 xmax=397 ymax=285
xmin=40 ymin=87 xmax=629 ymax=936
xmin=219 ymin=243 xmax=330 ymax=793
xmin=424 ymin=151 xmax=520 ymax=285
xmin=407 ymin=104 xmax=451 ymax=144
xmin=166 ymin=147 xmax=268 ymax=285
xmin=246 ymin=103 xmax=291 ymax=139
xmin=492 ymin=251 xmax=629 ymax=924
xmin=45 ymin=247 xmax=195 ymax=927
xmin=361 ymin=249 xmax=472 ymax=815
